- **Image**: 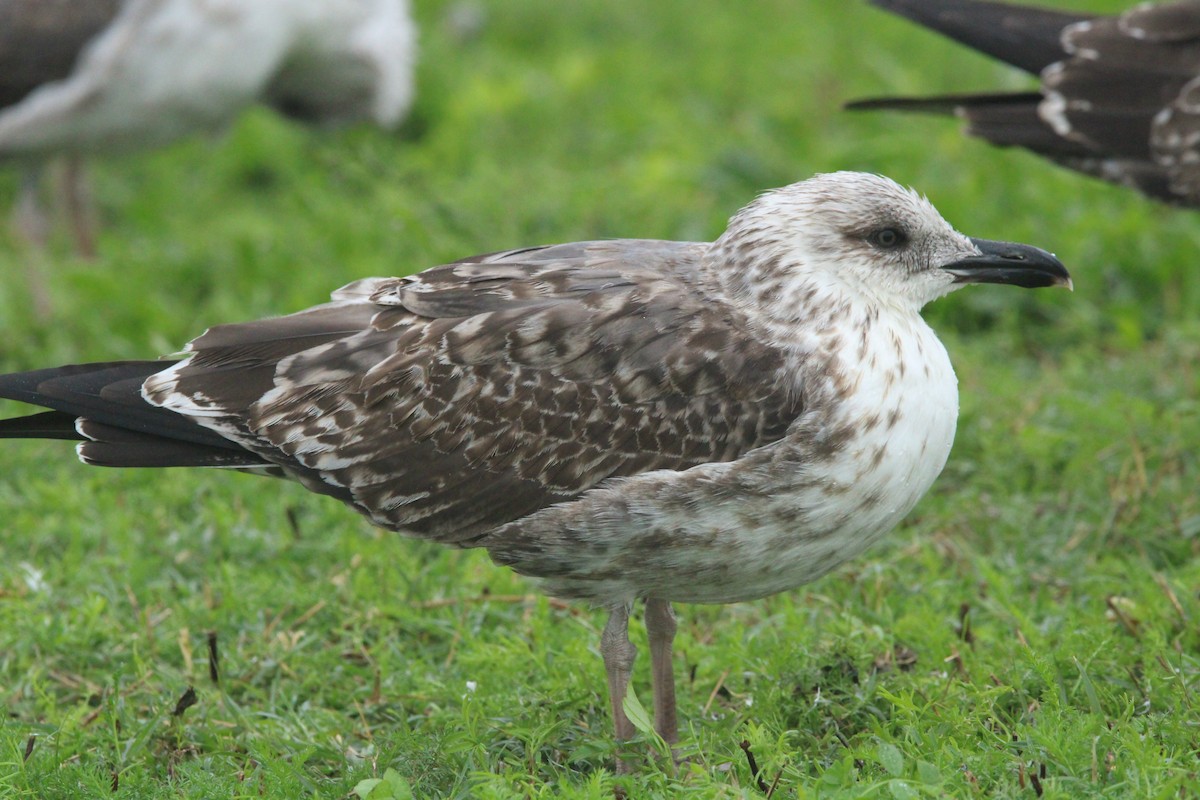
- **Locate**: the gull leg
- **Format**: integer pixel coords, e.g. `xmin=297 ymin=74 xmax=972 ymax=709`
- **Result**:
xmin=644 ymin=597 xmax=679 ymax=747
xmin=601 ymin=602 xmax=638 ymax=773
xmin=12 ymin=165 xmax=49 ymax=248
xmin=60 ymin=155 xmax=97 ymax=259
xmin=11 ymin=166 xmax=54 ymax=318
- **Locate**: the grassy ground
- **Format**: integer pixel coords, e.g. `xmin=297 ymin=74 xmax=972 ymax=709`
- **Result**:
xmin=1 ymin=0 xmax=1198 ymax=797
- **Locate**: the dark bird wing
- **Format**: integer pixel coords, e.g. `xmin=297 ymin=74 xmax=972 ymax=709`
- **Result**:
xmin=0 ymin=0 xmax=122 ymax=110
xmin=864 ymin=0 xmax=1088 ymax=74
xmin=0 ymin=361 xmax=272 ymax=467
xmin=847 ymin=0 xmax=1200 ymax=206
xmin=2 ymin=241 xmax=802 ymax=543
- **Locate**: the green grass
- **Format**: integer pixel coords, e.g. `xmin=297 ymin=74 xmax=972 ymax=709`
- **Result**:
xmin=2 ymin=0 xmax=1199 ymax=796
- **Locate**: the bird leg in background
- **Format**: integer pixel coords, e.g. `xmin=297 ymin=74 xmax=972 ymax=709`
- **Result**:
xmin=9 ymin=157 xmax=99 ymax=261
xmin=12 ymin=166 xmax=49 ymax=248
xmin=59 ymin=155 xmax=97 ymax=259
xmin=10 ymin=166 xmax=53 ymax=318
xmin=644 ymin=597 xmax=679 ymax=748
xmin=601 ymin=601 xmax=638 ymax=771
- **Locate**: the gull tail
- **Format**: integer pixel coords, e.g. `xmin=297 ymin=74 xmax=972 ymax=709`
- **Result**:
xmin=0 ymin=361 xmax=267 ymax=468
xmin=867 ymin=0 xmax=1087 ymax=75
xmin=847 ymin=0 xmax=1090 ymax=150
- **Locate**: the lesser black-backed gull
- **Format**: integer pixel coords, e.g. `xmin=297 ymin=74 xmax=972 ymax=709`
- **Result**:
xmin=847 ymin=0 xmax=1200 ymax=206
xmin=0 ymin=172 xmax=1071 ymax=768
xmin=1 ymin=0 xmax=416 ymax=256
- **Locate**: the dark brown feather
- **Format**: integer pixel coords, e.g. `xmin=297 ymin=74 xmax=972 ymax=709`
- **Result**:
xmin=867 ymin=0 xmax=1087 ymax=74
xmin=0 ymin=409 xmax=81 ymax=439
xmin=145 ymin=240 xmax=803 ymax=541
xmin=5 ymin=363 xmax=220 ymax=444
xmin=849 ymin=0 xmax=1200 ymax=206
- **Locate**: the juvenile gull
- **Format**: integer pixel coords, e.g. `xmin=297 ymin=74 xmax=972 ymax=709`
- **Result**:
xmin=0 ymin=172 xmax=1070 ymax=766
xmin=0 ymin=0 xmax=416 ymax=255
xmin=847 ymin=0 xmax=1200 ymax=206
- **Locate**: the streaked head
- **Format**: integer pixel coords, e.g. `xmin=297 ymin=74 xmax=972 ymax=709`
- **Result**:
xmin=709 ymin=171 xmax=1070 ymax=317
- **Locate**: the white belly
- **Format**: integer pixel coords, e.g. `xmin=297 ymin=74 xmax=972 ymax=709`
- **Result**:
xmin=618 ymin=319 xmax=959 ymax=604
xmin=508 ymin=315 xmax=962 ymax=607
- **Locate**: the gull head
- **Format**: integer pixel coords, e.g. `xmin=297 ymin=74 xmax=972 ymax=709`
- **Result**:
xmin=709 ymin=171 xmax=1070 ymax=319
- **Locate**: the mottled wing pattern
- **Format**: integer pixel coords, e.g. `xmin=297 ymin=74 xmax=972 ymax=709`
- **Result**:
xmin=0 ymin=0 xmax=122 ymax=109
xmin=1139 ymin=3 xmax=1200 ymax=203
xmin=146 ymin=241 xmax=803 ymax=543
xmin=1041 ymin=1 xmax=1200 ymax=204
xmin=849 ymin=0 xmax=1200 ymax=206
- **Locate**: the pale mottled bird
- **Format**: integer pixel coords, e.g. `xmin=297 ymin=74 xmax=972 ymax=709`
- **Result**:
xmin=1 ymin=0 xmax=417 ymax=256
xmin=847 ymin=0 xmax=1200 ymax=206
xmin=0 ymin=173 xmax=1070 ymax=767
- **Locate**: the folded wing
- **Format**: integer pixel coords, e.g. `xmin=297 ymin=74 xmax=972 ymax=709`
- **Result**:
xmin=0 ymin=241 xmax=803 ymax=543
xmin=848 ymin=0 xmax=1200 ymax=206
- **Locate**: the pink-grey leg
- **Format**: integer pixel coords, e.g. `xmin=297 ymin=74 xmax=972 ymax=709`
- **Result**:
xmin=644 ymin=597 xmax=679 ymax=747
xmin=11 ymin=166 xmax=53 ymax=318
xmin=61 ymin=155 xmax=97 ymax=259
xmin=601 ymin=602 xmax=639 ymax=772
xmin=12 ymin=165 xmax=49 ymax=249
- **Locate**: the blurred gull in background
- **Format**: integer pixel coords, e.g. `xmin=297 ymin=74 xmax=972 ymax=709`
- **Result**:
xmin=847 ymin=0 xmax=1200 ymax=207
xmin=0 ymin=0 xmax=417 ymax=258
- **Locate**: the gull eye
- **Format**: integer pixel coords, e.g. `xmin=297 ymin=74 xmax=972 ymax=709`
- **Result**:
xmin=867 ymin=227 xmax=907 ymax=250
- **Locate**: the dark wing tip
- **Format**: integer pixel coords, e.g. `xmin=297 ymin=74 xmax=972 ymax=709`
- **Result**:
xmin=0 ymin=410 xmax=83 ymax=440
xmin=865 ymin=0 xmax=1090 ymax=75
xmin=845 ymin=94 xmax=971 ymax=115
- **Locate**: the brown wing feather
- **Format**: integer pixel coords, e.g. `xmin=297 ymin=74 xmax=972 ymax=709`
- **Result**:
xmin=1152 ymin=68 xmax=1200 ymax=203
xmin=867 ymin=0 xmax=1088 ymax=75
xmin=853 ymin=0 xmax=1200 ymax=206
xmin=147 ymin=241 xmax=803 ymax=542
xmin=1045 ymin=3 xmax=1200 ymax=204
